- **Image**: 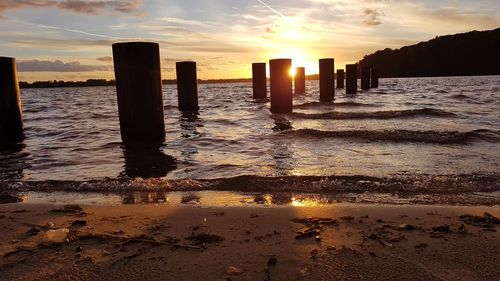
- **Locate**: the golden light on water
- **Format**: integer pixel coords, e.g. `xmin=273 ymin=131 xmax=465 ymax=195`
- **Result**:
xmin=291 ymin=196 xmax=321 ymax=207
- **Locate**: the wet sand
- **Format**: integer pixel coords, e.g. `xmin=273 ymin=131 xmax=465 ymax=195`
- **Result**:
xmin=0 ymin=203 xmax=499 ymax=281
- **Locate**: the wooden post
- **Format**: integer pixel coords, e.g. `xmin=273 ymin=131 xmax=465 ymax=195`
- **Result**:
xmin=112 ymin=42 xmax=165 ymax=143
xmin=361 ymin=66 xmax=371 ymax=90
xmin=294 ymin=67 xmax=305 ymax=94
xmin=319 ymin=58 xmax=335 ymax=101
xmin=252 ymin=63 xmax=267 ymax=99
xmin=0 ymin=57 xmax=23 ymax=142
xmin=371 ymin=68 xmax=379 ymax=88
xmin=176 ymin=61 xmax=199 ymax=111
xmin=269 ymin=59 xmax=293 ymax=113
xmin=346 ymin=64 xmax=357 ymax=94
xmin=336 ymin=69 xmax=345 ymax=88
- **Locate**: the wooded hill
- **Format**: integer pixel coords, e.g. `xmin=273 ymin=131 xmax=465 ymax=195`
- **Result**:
xmin=359 ymin=28 xmax=500 ymax=78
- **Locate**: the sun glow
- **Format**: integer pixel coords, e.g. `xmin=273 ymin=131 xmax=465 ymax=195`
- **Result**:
xmin=268 ymin=47 xmax=319 ymax=77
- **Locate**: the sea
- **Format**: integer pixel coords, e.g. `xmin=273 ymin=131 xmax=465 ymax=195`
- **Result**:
xmin=1 ymin=76 xmax=499 ymax=205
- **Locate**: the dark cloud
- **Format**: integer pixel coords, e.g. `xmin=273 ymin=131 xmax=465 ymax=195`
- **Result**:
xmin=17 ymin=59 xmax=111 ymax=72
xmin=363 ymin=9 xmax=382 ymax=26
xmin=96 ymin=56 xmax=113 ymax=62
xmin=265 ymin=26 xmax=276 ymax=34
xmin=58 ymin=0 xmax=141 ymax=14
xmin=0 ymin=0 xmax=141 ymax=17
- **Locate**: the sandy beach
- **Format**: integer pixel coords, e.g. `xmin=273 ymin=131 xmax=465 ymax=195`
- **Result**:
xmin=1 ymin=202 xmax=498 ymax=281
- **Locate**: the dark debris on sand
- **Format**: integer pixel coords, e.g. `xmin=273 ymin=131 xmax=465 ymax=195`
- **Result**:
xmin=0 ymin=193 xmax=23 ymax=204
xmin=293 ymin=217 xmax=338 ymax=240
xmin=459 ymin=212 xmax=500 ymax=228
xmin=50 ymin=204 xmax=85 ymax=215
xmin=185 ymin=233 xmax=223 ymax=245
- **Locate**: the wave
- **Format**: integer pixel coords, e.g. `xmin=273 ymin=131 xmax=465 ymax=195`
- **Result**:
xmin=450 ymin=94 xmax=469 ymax=99
xmin=290 ymin=108 xmax=456 ymax=120
xmin=294 ymin=101 xmax=377 ymax=109
xmin=1 ymin=174 xmax=499 ymax=196
xmin=281 ymin=129 xmax=499 ymax=144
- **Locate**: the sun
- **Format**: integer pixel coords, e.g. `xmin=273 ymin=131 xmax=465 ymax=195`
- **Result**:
xmin=289 ymin=67 xmax=296 ymax=78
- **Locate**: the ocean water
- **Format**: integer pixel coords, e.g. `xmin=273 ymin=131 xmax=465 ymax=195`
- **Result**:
xmin=1 ymin=76 xmax=499 ymax=199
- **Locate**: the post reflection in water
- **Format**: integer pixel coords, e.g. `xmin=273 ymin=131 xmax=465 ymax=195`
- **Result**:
xmin=179 ymin=111 xmax=202 ymax=165
xmin=250 ymin=193 xmax=335 ymax=206
xmin=271 ymin=114 xmax=293 ymax=132
xmin=0 ymin=141 xmax=31 ymax=180
xmin=270 ymin=114 xmax=295 ymax=175
xmin=122 ymin=191 xmax=169 ymax=204
xmin=121 ymin=142 xmax=177 ymax=179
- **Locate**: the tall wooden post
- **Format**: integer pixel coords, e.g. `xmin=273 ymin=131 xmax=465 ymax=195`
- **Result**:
xmin=112 ymin=42 xmax=165 ymax=143
xmin=319 ymin=58 xmax=335 ymax=101
xmin=346 ymin=64 xmax=357 ymax=94
xmin=269 ymin=59 xmax=293 ymax=113
xmin=0 ymin=57 xmax=23 ymax=141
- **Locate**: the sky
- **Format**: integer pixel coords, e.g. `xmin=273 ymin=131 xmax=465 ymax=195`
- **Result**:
xmin=0 ymin=0 xmax=499 ymax=82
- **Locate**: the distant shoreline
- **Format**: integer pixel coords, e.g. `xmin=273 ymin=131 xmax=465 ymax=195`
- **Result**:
xmin=18 ymin=75 xmax=320 ymax=89
xmin=18 ymin=74 xmax=500 ymax=89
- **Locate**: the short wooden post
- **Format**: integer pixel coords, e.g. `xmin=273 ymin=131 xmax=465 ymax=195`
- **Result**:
xmin=371 ymin=68 xmax=379 ymax=88
xmin=176 ymin=61 xmax=199 ymax=111
xmin=269 ymin=59 xmax=293 ymax=113
xmin=361 ymin=66 xmax=371 ymax=90
xmin=336 ymin=69 xmax=345 ymax=88
xmin=252 ymin=63 xmax=267 ymax=99
xmin=294 ymin=67 xmax=305 ymax=94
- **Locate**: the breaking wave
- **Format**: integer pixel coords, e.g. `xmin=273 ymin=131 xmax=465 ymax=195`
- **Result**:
xmin=294 ymin=101 xmax=378 ymax=109
xmin=281 ymin=129 xmax=499 ymax=144
xmin=290 ymin=108 xmax=456 ymax=120
xmin=1 ymin=174 xmax=498 ymax=196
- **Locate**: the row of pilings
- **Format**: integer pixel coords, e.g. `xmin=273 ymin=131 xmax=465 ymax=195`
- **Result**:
xmin=1 ymin=42 xmax=379 ymax=144
xmin=253 ymin=60 xmax=379 ymax=105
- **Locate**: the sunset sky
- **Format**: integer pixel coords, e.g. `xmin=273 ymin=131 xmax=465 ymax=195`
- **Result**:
xmin=1 ymin=0 xmax=499 ymax=82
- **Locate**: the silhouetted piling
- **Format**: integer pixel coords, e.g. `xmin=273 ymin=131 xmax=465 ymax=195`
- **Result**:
xmin=346 ymin=64 xmax=357 ymax=94
xmin=361 ymin=66 xmax=371 ymax=90
xmin=112 ymin=42 xmax=165 ymax=143
xmin=0 ymin=57 xmax=23 ymax=141
xmin=319 ymin=58 xmax=335 ymax=102
xmin=371 ymin=68 xmax=379 ymax=88
xmin=337 ymin=69 xmax=345 ymax=88
xmin=294 ymin=67 xmax=305 ymax=94
xmin=252 ymin=63 xmax=267 ymax=99
xmin=269 ymin=59 xmax=293 ymax=113
xmin=176 ymin=61 xmax=199 ymax=111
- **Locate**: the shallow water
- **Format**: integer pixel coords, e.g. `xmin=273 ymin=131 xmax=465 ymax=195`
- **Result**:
xmin=1 ymin=76 xmax=499 ymax=196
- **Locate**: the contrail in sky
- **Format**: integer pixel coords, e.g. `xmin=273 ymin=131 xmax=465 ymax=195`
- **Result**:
xmin=14 ymin=19 xmax=131 ymax=40
xmin=37 ymin=24 xmax=124 ymax=40
xmin=255 ymin=0 xmax=286 ymax=18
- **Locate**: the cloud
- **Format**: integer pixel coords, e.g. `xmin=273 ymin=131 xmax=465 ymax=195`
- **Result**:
xmin=96 ymin=56 xmax=112 ymax=62
xmin=17 ymin=59 xmax=111 ymax=72
xmin=0 ymin=0 xmax=142 ymax=17
xmin=363 ymin=8 xmax=382 ymax=26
